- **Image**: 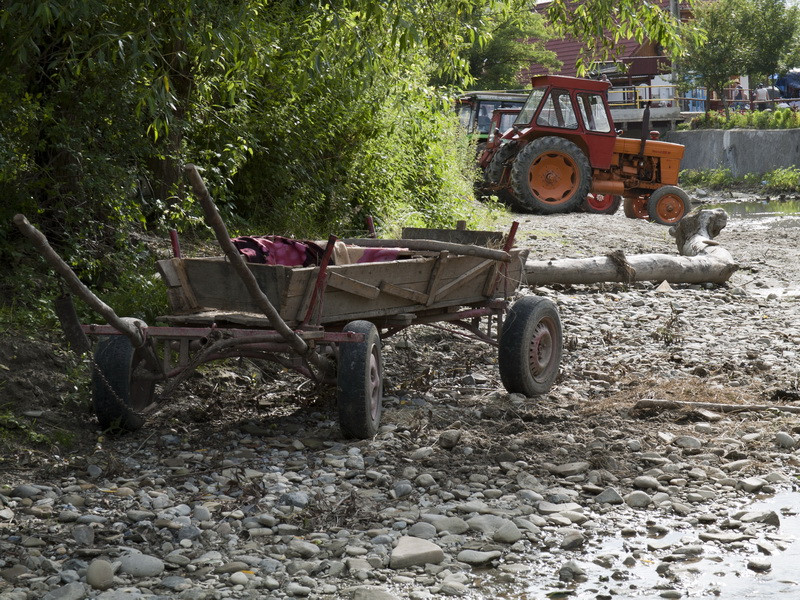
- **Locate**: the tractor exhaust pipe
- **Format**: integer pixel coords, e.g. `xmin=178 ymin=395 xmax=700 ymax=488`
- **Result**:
xmin=591 ymin=180 xmax=625 ymax=195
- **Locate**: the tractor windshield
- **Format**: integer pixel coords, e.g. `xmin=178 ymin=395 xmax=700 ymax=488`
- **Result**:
xmin=514 ymin=87 xmax=546 ymax=126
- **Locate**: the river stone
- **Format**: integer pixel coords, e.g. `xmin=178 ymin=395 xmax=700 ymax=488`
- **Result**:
xmin=548 ymin=461 xmax=590 ymax=476
xmin=430 ymin=516 xmax=469 ymax=534
xmin=438 ymin=429 xmax=462 ymax=449
xmin=561 ymin=530 xmax=585 ymax=549
xmin=10 ymin=484 xmax=40 ymax=499
xmin=41 ymin=582 xmax=87 ymax=600
xmin=408 ymin=522 xmax=437 ymax=539
xmin=748 ymin=557 xmax=772 ymax=572
xmin=457 ymin=550 xmax=502 ymax=565
xmin=775 ymin=432 xmax=796 ymax=449
xmin=633 ymin=475 xmax=660 ymax=490
xmin=229 ymin=571 xmax=249 ymax=586
xmin=86 ymin=559 xmax=114 ymax=590
xmin=674 ymin=435 xmax=703 ymax=449
xmin=289 ymin=538 xmax=321 ymax=558
xmin=624 ymin=491 xmax=652 ymax=508
xmin=538 ymin=501 xmax=582 ymax=514
xmin=72 ymin=524 xmax=94 ymax=546
xmin=352 ymin=587 xmax=400 ymax=600
xmin=389 ymin=536 xmax=444 ymax=568
xmin=740 ymin=477 xmax=767 ymax=493
xmin=558 ymin=560 xmax=586 ymax=582
xmin=493 ymin=520 xmax=522 ymax=543
xmin=595 ymin=487 xmax=624 ymax=504
xmin=119 ymin=552 xmax=165 ymax=577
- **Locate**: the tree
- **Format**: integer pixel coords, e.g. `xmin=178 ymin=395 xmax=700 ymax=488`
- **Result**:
xmin=464 ymin=7 xmax=561 ymax=89
xmin=742 ymin=0 xmax=800 ymax=84
xmin=678 ymin=0 xmax=747 ymax=114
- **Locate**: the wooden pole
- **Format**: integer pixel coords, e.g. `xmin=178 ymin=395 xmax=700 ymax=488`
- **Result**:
xmin=13 ymin=214 xmax=145 ymax=349
xmin=184 ymin=164 xmax=330 ymax=374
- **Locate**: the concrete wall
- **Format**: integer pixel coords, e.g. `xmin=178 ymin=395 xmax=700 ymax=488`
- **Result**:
xmin=664 ymin=129 xmax=800 ymax=175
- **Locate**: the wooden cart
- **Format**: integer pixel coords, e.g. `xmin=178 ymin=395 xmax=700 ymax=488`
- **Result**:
xmin=14 ymin=167 xmax=563 ymax=439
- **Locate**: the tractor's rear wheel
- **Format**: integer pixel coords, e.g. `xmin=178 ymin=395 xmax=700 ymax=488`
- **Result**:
xmin=483 ymin=143 xmax=517 ymax=206
xmin=510 ymin=137 xmax=591 ymax=214
xmin=581 ymin=193 xmax=622 ymax=215
xmin=647 ymin=186 xmax=690 ymax=225
xmin=623 ymin=196 xmax=649 ymax=219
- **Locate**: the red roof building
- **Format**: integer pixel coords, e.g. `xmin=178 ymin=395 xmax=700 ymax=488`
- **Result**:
xmin=523 ymin=1 xmax=695 ymax=84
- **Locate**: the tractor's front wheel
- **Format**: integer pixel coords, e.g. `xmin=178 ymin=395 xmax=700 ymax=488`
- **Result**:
xmin=510 ymin=137 xmax=591 ymax=214
xmin=647 ymin=186 xmax=690 ymax=225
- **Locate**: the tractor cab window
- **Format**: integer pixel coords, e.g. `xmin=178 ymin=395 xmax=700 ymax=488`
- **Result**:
xmin=535 ymin=89 xmax=578 ymax=129
xmin=475 ymin=102 xmax=500 ymax=133
xmin=458 ymin=104 xmax=475 ymax=131
xmin=514 ymin=87 xmax=546 ymax=126
xmin=577 ymin=93 xmax=611 ymax=132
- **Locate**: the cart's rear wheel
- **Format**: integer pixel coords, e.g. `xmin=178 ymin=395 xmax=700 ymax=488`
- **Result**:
xmin=337 ymin=321 xmax=382 ymax=439
xmin=499 ymin=296 xmax=562 ymax=396
xmin=91 ymin=325 xmax=154 ymax=432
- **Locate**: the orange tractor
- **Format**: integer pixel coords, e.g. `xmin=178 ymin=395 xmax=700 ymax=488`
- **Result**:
xmin=479 ymin=75 xmax=690 ymax=225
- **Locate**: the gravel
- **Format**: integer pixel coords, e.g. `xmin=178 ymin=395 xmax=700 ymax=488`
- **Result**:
xmin=2 ymin=198 xmax=800 ymax=599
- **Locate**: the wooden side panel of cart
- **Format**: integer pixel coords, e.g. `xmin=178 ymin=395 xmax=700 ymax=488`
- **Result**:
xmin=156 ymin=249 xmax=528 ymax=328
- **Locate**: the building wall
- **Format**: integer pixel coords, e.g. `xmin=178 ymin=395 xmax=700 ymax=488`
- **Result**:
xmin=664 ymin=129 xmax=800 ymax=176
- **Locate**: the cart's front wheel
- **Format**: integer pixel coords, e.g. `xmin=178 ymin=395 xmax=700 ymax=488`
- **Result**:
xmin=499 ymin=296 xmax=562 ymax=396
xmin=91 ymin=320 xmax=155 ymax=433
xmin=337 ymin=321 xmax=382 ymax=439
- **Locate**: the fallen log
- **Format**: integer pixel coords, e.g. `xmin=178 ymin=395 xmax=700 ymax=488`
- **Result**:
xmin=525 ymin=208 xmax=739 ymax=286
xmin=633 ymin=398 xmax=800 ymax=415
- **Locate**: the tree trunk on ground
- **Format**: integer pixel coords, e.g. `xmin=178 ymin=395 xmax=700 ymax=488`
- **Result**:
xmin=525 ymin=208 xmax=739 ymax=286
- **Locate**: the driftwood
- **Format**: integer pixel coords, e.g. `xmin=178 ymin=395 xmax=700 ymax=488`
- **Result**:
xmin=525 ymin=208 xmax=739 ymax=286
xmin=633 ymin=398 xmax=800 ymax=415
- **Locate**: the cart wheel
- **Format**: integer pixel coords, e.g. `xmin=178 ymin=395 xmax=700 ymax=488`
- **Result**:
xmin=91 ymin=324 xmax=154 ymax=433
xmin=337 ymin=321 xmax=382 ymax=439
xmin=499 ymin=296 xmax=562 ymax=396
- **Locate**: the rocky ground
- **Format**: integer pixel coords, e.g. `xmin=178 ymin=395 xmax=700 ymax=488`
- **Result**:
xmin=2 ymin=195 xmax=800 ymax=600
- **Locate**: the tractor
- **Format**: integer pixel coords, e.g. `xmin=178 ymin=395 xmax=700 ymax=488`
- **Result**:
xmin=479 ymin=75 xmax=690 ymax=225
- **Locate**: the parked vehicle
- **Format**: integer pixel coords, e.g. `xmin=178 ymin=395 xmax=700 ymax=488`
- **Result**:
xmin=480 ymin=75 xmax=689 ymax=225
xmin=457 ymin=91 xmax=528 ymax=155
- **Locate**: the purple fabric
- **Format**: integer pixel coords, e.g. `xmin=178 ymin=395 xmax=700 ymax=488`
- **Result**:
xmin=231 ymin=236 xmax=325 ymax=267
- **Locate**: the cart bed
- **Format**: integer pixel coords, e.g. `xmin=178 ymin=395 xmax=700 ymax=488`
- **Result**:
xmin=157 ymin=246 xmax=528 ymax=328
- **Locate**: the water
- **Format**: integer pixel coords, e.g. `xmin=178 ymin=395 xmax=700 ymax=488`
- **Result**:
xmin=473 ymin=491 xmax=800 ymax=600
xmin=704 ymin=198 xmax=800 ymax=230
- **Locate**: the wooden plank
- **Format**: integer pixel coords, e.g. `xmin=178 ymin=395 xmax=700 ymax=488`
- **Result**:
xmin=401 ymin=228 xmax=504 ymax=247
xmin=327 ymin=271 xmax=380 ymax=299
xmin=379 ymin=281 xmax=429 ymax=304
xmin=339 ymin=238 xmax=511 ymax=261
xmin=295 ymin=267 xmax=321 ymax=323
xmin=172 ymin=259 xmax=199 ymax=310
xmin=431 ymin=259 xmax=493 ymax=302
xmin=425 ymin=251 xmax=450 ymax=306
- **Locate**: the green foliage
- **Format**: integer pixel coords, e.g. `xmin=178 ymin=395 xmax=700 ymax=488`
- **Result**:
xmin=679 ymin=167 xmax=800 ymax=193
xmin=763 ymin=166 xmax=800 ymax=192
xmin=680 ymin=168 xmax=736 ymax=190
xmin=682 ymin=109 xmax=800 ymax=130
xmin=462 ymin=5 xmax=560 ymax=89
xmin=678 ymin=0 xmax=800 ymax=108
xmin=545 ymin=0 xmax=693 ymax=75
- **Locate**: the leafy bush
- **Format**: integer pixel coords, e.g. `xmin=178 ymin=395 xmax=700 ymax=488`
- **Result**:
xmin=679 ymin=166 xmax=800 ymax=193
xmin=682 ymin=108 xmax=800 ymax=130
xmin=763 ymin=166 xmax=800 ymax=192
